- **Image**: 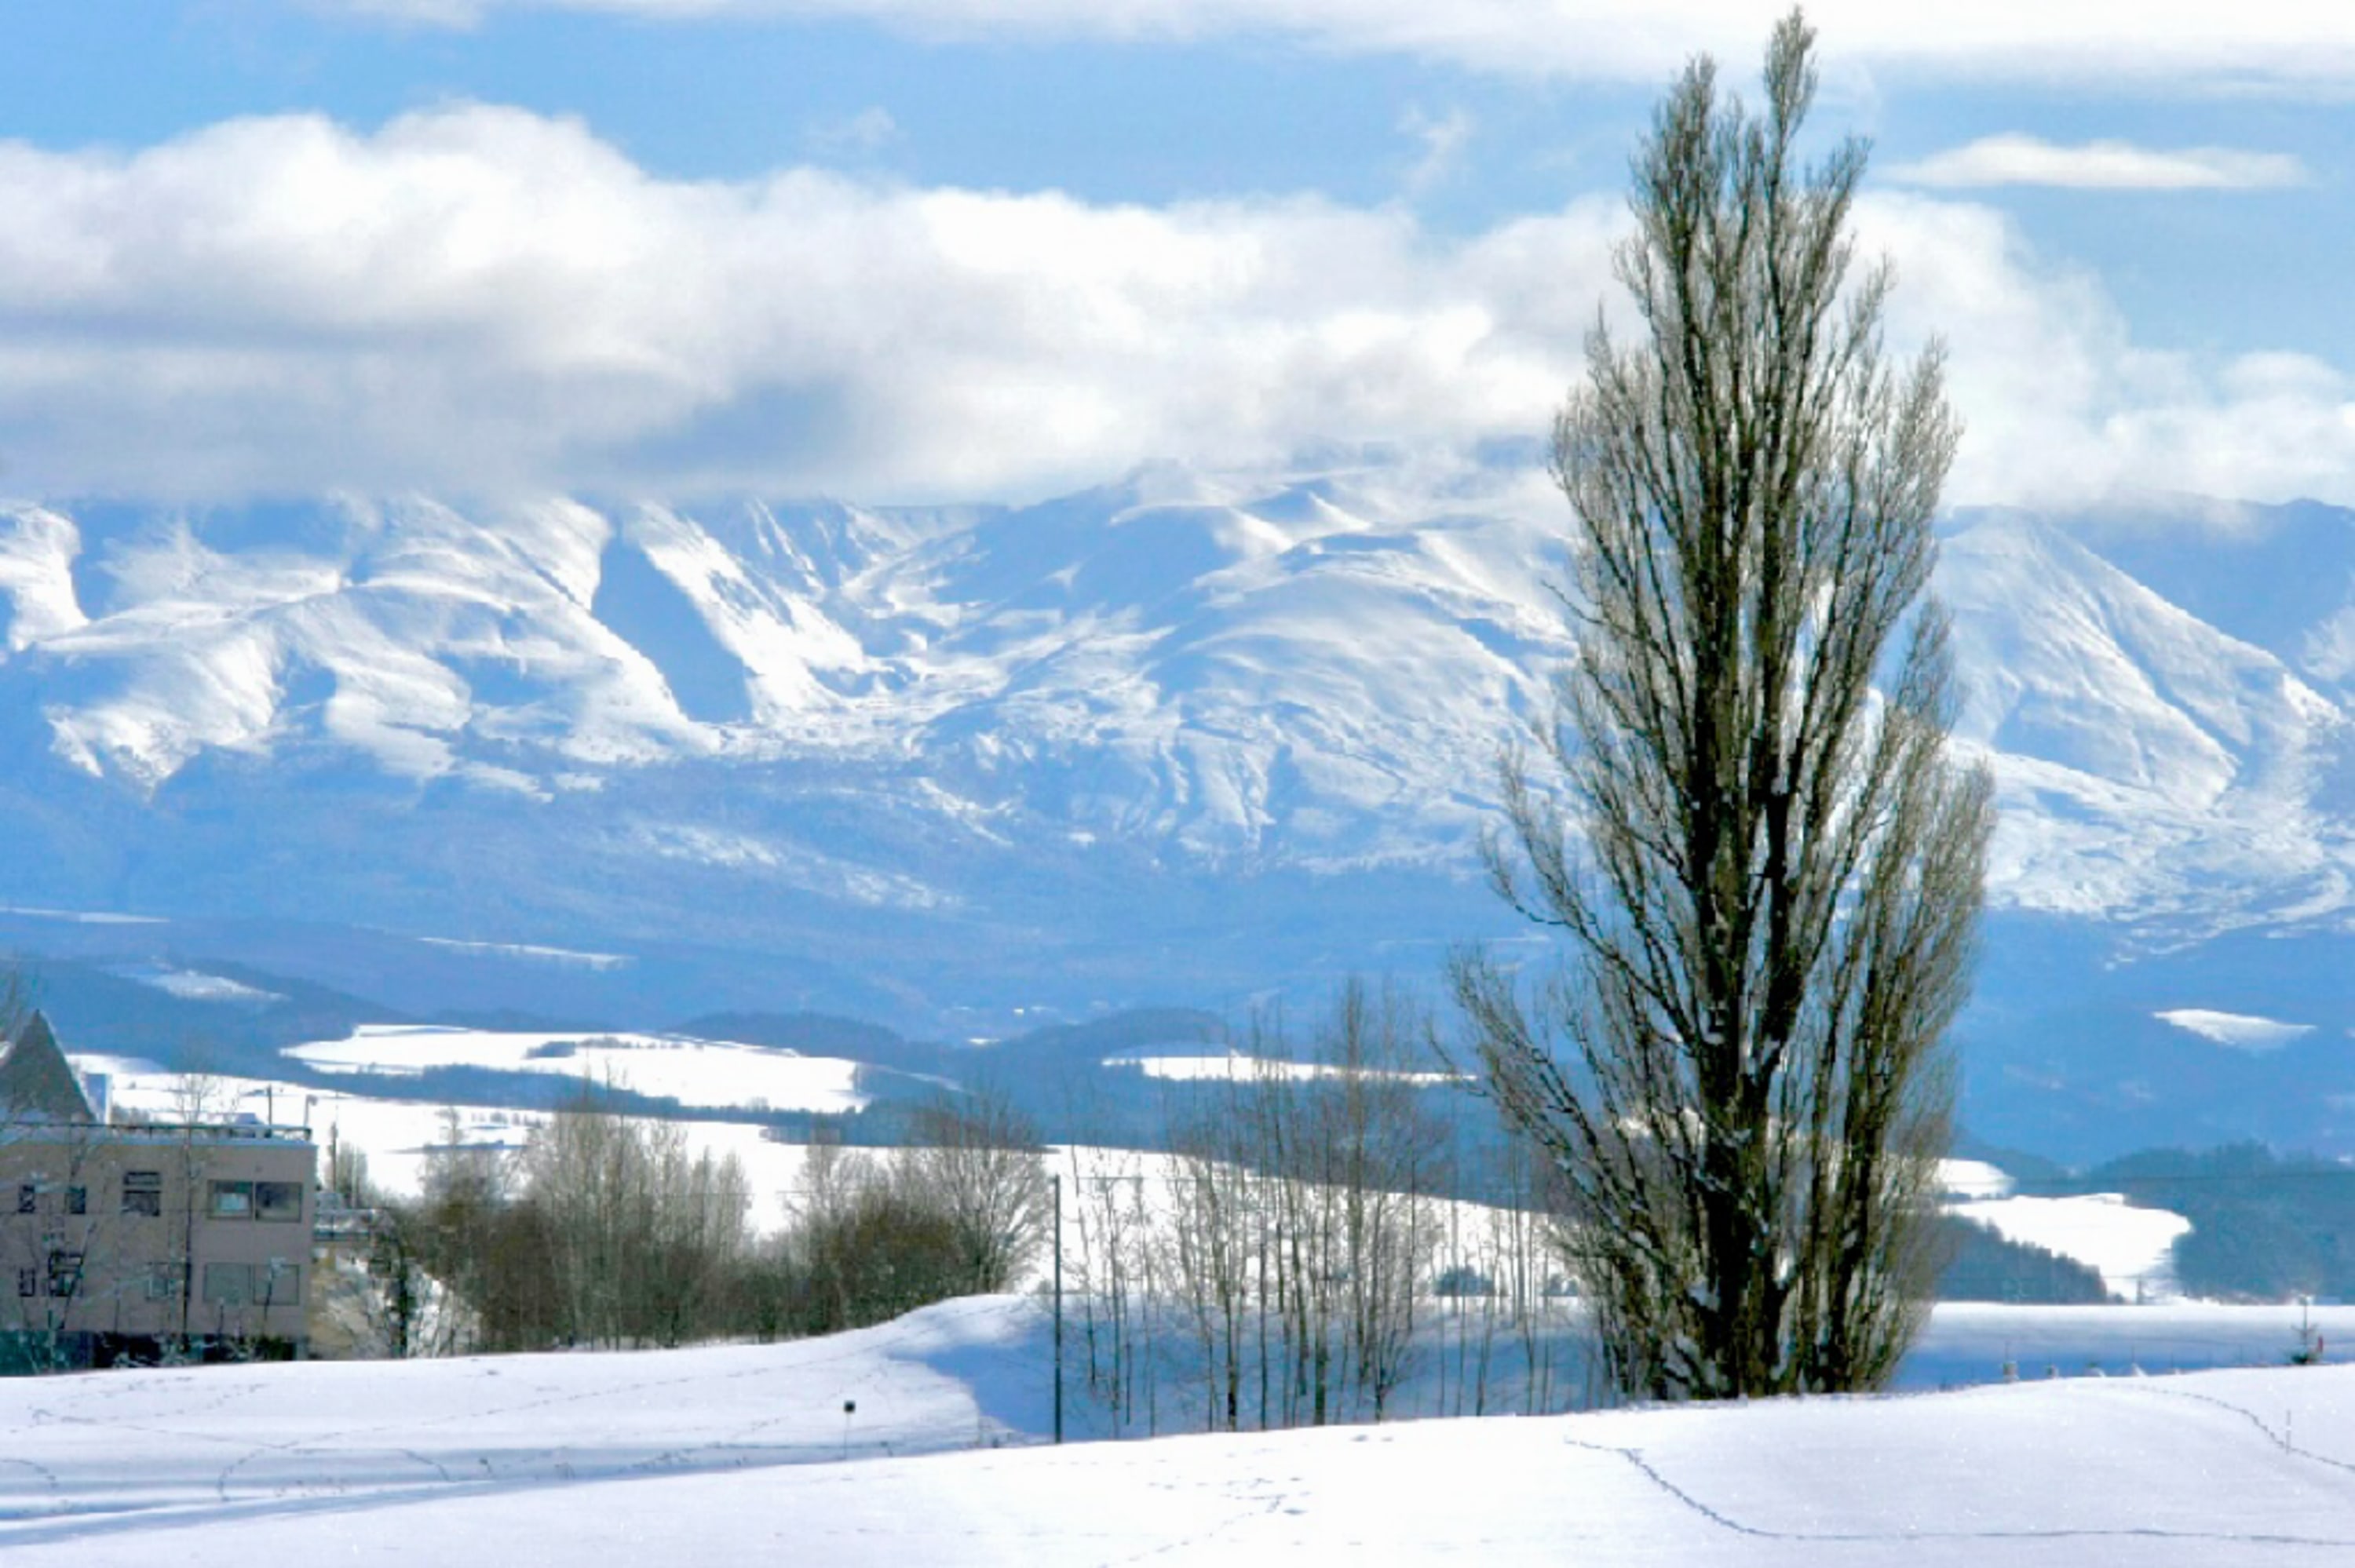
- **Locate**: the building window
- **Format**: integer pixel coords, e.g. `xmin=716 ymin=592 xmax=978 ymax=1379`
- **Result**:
xmin=145 ymin=1264 xmax=181 ymax=1301
xmin=202 ymin=1263 xmax=251 ymax=1305
xmin=15 ymin=1185 xmax=34 ymax=1215
xmin=209 ymin=1181 xmax=254 ymax=1220
xmin=45 ymin=1250 xmax=81 ymax=1300
xmin=201 ymin=1262 xmax=301 ymax=1307
xmin=122 ymin=1171 xmax=162 ymax=1217
xmin=64 ymin=1186 xmax=86 ymax=1217
xmin=13 ymin=1268 xmax=32 ymax=1298
xmin=259 ymin=1261 xmax=301 ymax=1305
xmin=255 ymin=1182 xmax=304 ymax=1223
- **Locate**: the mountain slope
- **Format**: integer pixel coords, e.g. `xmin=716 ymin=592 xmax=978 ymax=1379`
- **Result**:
xmin=1941 ymin=510 xmax=2349 ymax=928
xmin=1 ymin=467 xmax=2351 ymax=1157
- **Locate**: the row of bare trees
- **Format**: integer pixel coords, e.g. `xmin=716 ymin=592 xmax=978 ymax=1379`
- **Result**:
xmin=338 ymin=993 xmax=1590 ymax=1435
xmin=360 ymin=1083 xmax=1052 ymax=1355
xmin=1061 ymin=980 xmax=1593 ymax=1436
xmin=741 ymin=1096 xmax=1053 ymax=1340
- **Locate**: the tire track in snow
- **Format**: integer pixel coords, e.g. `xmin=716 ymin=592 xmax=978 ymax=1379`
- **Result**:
xmin=0 ymin=1453 xmax=64 ymax=1515
xmin=213 ymin=1443 xmax=454 ymax=1504
xmin=2130 ymin=1382 xmax=2355 ymax=1479
xmin=1560 ymin=1428 xmax=2355 ymax=1551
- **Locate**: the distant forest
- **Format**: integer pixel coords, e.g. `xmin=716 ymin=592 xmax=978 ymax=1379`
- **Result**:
xmin=1938 ymin=1218 xmax=2111 ymax=1304
xmin=2056 ymin=1143 xmax=2355 ymax=1303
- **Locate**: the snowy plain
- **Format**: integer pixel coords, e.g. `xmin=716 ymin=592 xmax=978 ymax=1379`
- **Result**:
xmin=2 ymin=1296 xmax=2353 ymax=1565
xmin=1946 ymin=1191 xmax=2190 ymax=1301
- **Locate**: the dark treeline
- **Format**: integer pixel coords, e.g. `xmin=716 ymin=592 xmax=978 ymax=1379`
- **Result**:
xmin=2049 ymin=1143 xmax=2355 ymax=1302
xmin=1937 ymin=1216 xmax=2110 ymax=1304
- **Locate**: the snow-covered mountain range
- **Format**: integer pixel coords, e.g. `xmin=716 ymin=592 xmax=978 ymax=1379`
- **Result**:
xmin=0 ymin=461 xmax=2350 ymax=1158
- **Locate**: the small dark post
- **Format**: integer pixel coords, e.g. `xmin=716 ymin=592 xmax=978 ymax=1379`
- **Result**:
xmin=1051 ymin=1172 xmax=1064 ymax=1445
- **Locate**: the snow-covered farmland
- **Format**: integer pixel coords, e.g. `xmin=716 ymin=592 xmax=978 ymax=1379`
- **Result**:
xmin=76 ymin=1056 xmax=838 ymax=1237
xmin=2156 ymin=1009 xmax=2315 ymax=1053
xmin=1114 ymin=1049 xmax=1460 ymax=1085
xmin=285 ymin=1023 xmax=868 ymax=1115
xmin=1 ymin=1296 xmax=2353 ymax=1564
xmin=1938 ymin=1160 xmax=2195 ymax=1301
xmin=1951 ymin=1191 xmax=2193 ymax=1301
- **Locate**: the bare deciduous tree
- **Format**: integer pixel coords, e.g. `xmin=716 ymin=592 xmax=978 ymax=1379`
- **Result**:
xmin=780 ymin=1144 xmax=969 ymax=1335
xmin=518 ymin=1080 xmax=751 ymax=1348
xmin=1451 ymin=12 xmax=1993 ymax=1401
xmin=896 ymin=1085 xmax=1050 ymax=1295
xmin=1152 ymin=982 xmax=1446 ymax=1431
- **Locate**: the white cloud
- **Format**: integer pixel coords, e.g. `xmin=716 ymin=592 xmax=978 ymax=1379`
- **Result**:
xmin=1400 ymin=107 xmax=1473 ymax=195
xmin=320 ymin=0 xmax=2355 ymax=88
xmin=1890 ymin=135 xmax=2308 ymax=191
xmin=1860 ymin=192 xmax=2355 ymax=508
xmin=0 ymin=105 xmax=2351 ymax=509
xmin=0 ymin=107 xmax=1609 ymax=500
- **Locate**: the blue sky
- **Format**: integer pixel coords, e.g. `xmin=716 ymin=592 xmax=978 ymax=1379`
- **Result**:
xmin=2 ymin=2 xmax=2352 ymax=505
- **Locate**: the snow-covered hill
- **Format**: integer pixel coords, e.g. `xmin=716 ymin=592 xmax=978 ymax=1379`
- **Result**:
xmin=1942 ymin=507 xmax=2350 ymax=928
xmin=1 ymin=464 xmax=2351 ymax=1157
xmin=0 ymin=1296 xmax=2350 ymax=1566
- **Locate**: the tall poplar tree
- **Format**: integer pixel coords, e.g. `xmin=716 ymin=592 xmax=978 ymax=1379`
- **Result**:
xmin=1454 ymin=11 xmax=1994 ymax=1400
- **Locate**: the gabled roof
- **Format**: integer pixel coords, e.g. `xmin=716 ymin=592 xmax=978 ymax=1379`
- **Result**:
xmin=0 ymin=1012 xmax=98 ymax=1122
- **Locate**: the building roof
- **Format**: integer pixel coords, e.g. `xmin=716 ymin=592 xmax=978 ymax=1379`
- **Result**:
xmin=0 ymin=1012 xmax=98 ymax=1122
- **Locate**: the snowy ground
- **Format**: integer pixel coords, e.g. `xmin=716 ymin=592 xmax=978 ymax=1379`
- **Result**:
xmin=1116 ymin=1050 xmax=1459 ymax=1085
xmin=2 ymin=1296 xmax=2353 ymax=1565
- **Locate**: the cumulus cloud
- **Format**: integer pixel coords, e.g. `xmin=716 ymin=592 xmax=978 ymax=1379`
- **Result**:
xmin=0 ymin=105 xmax=2350 ymax=509
xmin=0 ymin=106 xmax=1609 ymax=500
xmin=1890 ymin=135 xmax=2308 ymax=191
xmin=321 ymin=0 xmax=2355 ymax=87
xmin=1858 ymin=193 xmax=2355 ymax=507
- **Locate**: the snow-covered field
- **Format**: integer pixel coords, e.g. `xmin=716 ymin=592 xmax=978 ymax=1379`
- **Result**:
xmin=2155 ymin=1008 xmax=2316 ymax=1053
xmin=1952 ymin=1191 xmax=2192 ymax=1300
xmin=77 ymin=1041 xmax=2207 ymax=1304
xmin=1115 ymin=1049 xmax=1460 ymax=1085
xmin=285 ymin=1023 xmax=868 ymax=1116
xmin=28 ymin=1040 xmax=2351 ymax=1563
xmin=2 ymin=1296 xmax=2353 ymax=1565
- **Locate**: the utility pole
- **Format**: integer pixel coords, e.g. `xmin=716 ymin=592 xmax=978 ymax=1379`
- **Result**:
xmin=1051 ymin=1172 xmax=1063 ymax=1445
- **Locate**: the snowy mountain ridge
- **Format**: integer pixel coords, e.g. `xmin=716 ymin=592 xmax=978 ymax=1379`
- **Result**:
xmin=0 ymin=465 xmax=1579 ymax=879
xmin=0 ymin=465 xmax=2350 ymax=1157
xmin=4 ymin=469 xmax=2347 ymax=918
